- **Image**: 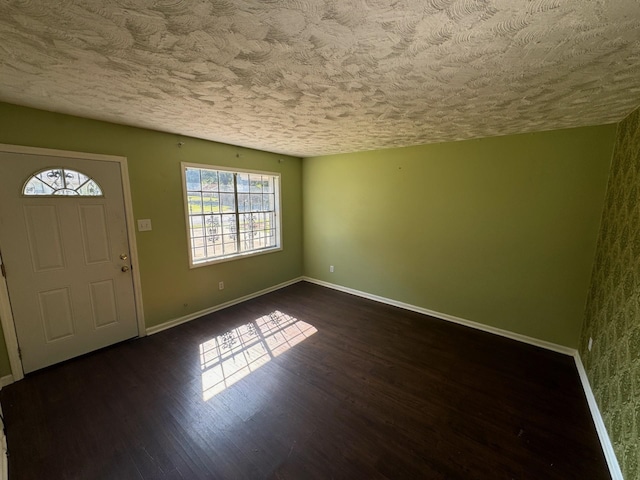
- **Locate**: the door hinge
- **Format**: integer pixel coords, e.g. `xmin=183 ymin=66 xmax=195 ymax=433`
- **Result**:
xmin=0 ymin=263 xmax=5 ymax=278
xmin=17 ymin=347 xmax=22 ymax=360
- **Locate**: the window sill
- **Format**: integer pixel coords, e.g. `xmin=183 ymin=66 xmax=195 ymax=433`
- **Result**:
xmin=189 ymin=246 xmax=283 ymax=269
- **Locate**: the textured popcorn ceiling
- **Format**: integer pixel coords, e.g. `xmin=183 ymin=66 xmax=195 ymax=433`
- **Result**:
xmin=1 ymin=0 xmax=639 ymax=157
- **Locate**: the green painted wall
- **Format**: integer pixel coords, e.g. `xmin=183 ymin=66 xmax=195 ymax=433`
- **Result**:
xmin=0 ymin=101 xmax=621 ymax=381
xmin=580 ymin=107 xmax=640 ymax=479
xmin=0 ymin=102 xmax=303 ymax=377
xmin=303 ymin=126 xmax=616 ymax=348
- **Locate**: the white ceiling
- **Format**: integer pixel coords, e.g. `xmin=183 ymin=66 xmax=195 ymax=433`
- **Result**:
xmin=1 ymin=0 xmax=639 ymax=157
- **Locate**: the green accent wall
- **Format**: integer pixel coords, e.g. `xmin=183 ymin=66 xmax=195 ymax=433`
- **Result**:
xmin=0 ymin=102 xmax=303 ymax=377
xmin=303 ymin=126 xmax=616 ymax=348
xmin=580 ymin=107 xmax=640 ymax=479
xmin=2 ymin=99 xmax=637 ymax=475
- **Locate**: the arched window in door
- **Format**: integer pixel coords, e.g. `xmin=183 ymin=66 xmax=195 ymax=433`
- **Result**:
xmin=23 ymin=168 xmax=103 ymax=196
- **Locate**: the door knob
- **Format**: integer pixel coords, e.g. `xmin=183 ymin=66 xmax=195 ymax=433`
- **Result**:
xmin=120 ymin=254 xmax=128 ymax=260
xmin=121 ymin=266 xmax=130 ymax=272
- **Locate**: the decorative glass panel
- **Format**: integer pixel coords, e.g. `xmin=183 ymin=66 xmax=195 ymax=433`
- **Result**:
xmin=23 ymin=168 xmax=103 ymax=196
xmin=183 ymin=165 xmax=281 ymax=266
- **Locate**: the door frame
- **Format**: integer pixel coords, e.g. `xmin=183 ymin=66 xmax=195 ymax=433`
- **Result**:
xmin=0 ymin=143 xmax=146 ymax=382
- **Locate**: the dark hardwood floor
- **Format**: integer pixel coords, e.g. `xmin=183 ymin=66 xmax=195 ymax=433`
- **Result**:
xmin=0 ymin=281 xmax=610 ymax=479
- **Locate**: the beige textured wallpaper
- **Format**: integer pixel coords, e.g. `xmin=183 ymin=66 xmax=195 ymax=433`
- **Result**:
xmin=581 ymin=106 xmax=640 ymax=479
xmin=1 ymin=1 xmax=639 ymax=157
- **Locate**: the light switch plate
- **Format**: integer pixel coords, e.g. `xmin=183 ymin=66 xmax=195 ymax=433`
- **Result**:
xmin=137 ymin=219 xmax=152 ymax=231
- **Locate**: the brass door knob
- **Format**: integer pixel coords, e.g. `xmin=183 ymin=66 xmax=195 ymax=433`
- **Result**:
xmin=121 ymin=266 xmax=130 ymax=272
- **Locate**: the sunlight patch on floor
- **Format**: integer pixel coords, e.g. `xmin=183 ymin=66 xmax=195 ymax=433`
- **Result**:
xmin=199 ymin=310 xmax=317 ymax=401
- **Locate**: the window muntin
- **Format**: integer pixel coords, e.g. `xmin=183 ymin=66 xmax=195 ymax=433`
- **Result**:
xmin=182 ymin=164 xmax=281 ymax=266
xmin=23 ymin=168 xmax=103 ymax=196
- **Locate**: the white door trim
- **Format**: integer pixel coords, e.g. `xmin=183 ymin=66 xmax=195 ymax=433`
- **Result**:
xmin=0 ymin=143 xmax=146 ymax=382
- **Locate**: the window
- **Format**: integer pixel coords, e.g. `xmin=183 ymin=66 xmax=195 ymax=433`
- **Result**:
xmin=23 ymin=168 xmax=102 ymax=196
xmin=182 ymin=163 xmax=281 ymax=266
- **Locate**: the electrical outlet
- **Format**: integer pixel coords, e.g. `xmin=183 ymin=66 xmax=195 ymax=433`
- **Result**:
xmin=588 ymin=337 xmax=593 ymax=352
xmin=330 ymin=265 xmax=334 ymax=273
xmin=219 ymin=281 xmax=224 ymax=290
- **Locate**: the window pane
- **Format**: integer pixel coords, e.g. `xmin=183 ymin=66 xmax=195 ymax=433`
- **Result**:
xmin=239 ymin=213 xmax=254 ymax=233
xmin=184 ymin=165 xmax=280 ymax=264
xmin=201 ymin=170 xmax=218 ymax=191
xmin=237 ymin=173 xmax=249 ymax=193
xmin=24 ymin=168 xmax=102 ymax=196
xmin=193 ymin=246 xmax=205 ymax=260
xmin=204 ymin=215 xmax=221 ymax=242
xmin=190 ymin=215 xmax=204 ymax=228
xmin=24 ymin=177 xmax=54 ymax=195
xmin=192 ymin=235 xmax=206 ymax=261
xmin=240 ymin=231 xmax=255 ymax=251
xmin=222 ymin=214 xmax=237 ymax=238
xmin=208 ymin=233 xmax=222 ymax=256
xmin=64 ymin=170 xmax=89 ymax=190
xmin=186 ymin=168 xmax=201 ymax=191
xmin=262 ymin=178 xmax=274 ymax=194
xmin=219 ymin=172 xmax=234 ymax=192
xmin=263 ymin=194 xmax=273 ymax=211
xmin=258 ymin=212 xmax=268 ymax=233
xmin=53 ymin=188 xmax=79 ymax=196
xmin=220 ymin=193 xmax=236 ymax=213
xmin=77 ymin=180 xmax=102 ymax=196
xmin=250 ymin=194 xmax=262 ymax=212
xmin=202 ymin=192 xmax=218 ymax=214
xmin=188 ymin=192 xmax=203 ymax=214
xmin=237 ymin=193 xmax=250 ymax=212
xmin=37 ymin=169 xmax=64 ymax=190
xmin=223 ymin=241 xmax=238 ymax=255
xmin=264 ymin=229 xmax=275 ymax=246
xmin=249 ymin=175 xmax=263 ymax=193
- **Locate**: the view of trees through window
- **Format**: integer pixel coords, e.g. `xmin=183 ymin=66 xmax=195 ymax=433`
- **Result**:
xmin=183 ymin=165 xmax=280 ymax=265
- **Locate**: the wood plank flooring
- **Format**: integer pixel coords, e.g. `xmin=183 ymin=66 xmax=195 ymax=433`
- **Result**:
xmin=0 ymin=281 xmax=610 ymax=479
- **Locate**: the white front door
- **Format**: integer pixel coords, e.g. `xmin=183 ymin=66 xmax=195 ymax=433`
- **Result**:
xmin=0 ymin=152 xmax=139 ymax=373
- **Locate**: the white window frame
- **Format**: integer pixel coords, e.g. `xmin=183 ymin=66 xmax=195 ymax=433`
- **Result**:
xmin=181 ymin=162 xmax=283 ymax=268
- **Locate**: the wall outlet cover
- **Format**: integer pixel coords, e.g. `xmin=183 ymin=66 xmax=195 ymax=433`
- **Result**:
xmin=137 ymin=219 xmax=152 ymax=231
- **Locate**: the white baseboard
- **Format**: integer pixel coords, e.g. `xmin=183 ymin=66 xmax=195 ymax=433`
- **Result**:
xmin=302 ymin=276 xmax=622 ymax=480
xmin=146 ymin=277 xmax=303 ymax=335
xmin=574 ymin=353 xmax=623 ymax=479
xmin=302 ymin=276 xmax=575 ymax=356
xmin=145 ymin=275 xmax=622 ymax=480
